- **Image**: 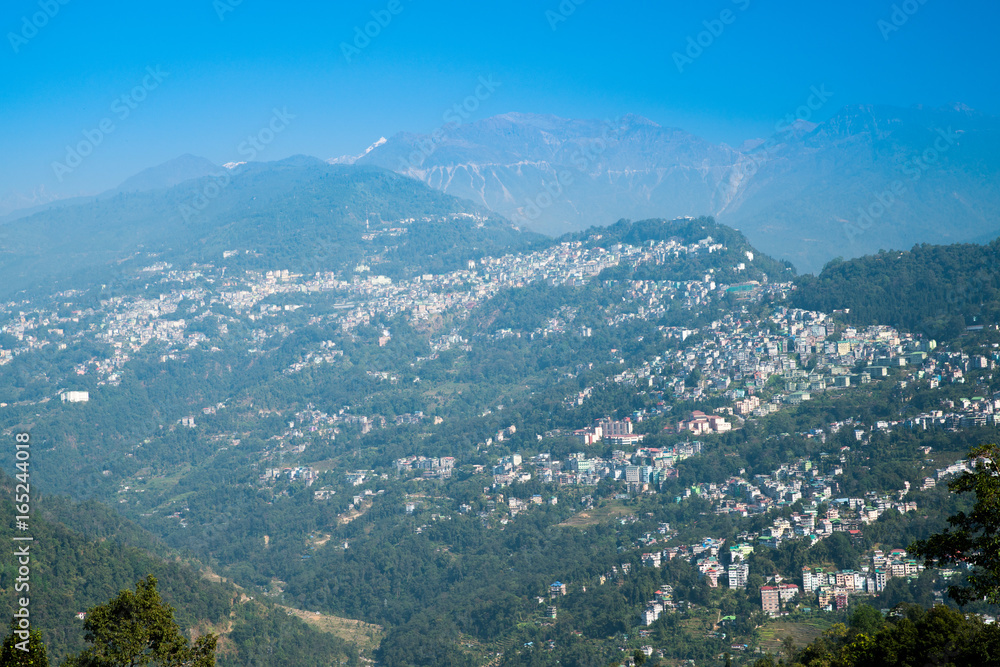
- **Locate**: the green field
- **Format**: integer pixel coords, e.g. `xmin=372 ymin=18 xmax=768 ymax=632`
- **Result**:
xmin=557 ymin=501 xmax=631 ymax=527
xmin=758 ymin=617 xmax=836 ymax=654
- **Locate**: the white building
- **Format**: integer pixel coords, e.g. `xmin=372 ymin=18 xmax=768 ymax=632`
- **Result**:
xmin=728 ymin=562 xmax=749 ymax=589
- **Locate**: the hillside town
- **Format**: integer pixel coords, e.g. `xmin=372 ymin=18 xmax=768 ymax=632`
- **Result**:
xmin=2 ymin=219 xmax=999 ymax=665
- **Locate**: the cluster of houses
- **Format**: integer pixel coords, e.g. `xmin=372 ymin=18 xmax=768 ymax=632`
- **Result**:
xmin=490 ymin=426 xmax=704 ymax=490
xmin=905 ymin=392 xmax=1000 ymax=431
xmin=634 ymin=525 xmax=933 ymax=618
xmin=799 ymin=547 xmax=927 ymax=610
xmin=7 ymin=227 xmax=739 ymax=401
xmin=690 ymin=453 xmax=927 ymax=538
xmin=261 ymin=466 xmax=318 ymax=486
xmin=759 ymin=548 xmax=931 ymax=616
xmin=760 ymin=583 xmax=802 ymax=615
xmin=395 ymin=455 xmax=456 ymax=479
xmin=283 ymin=341 xmax=344 ymax=375
xmin=565 ymin=312 xmax=944 ymax=447
xmin=641 ymin=586 xmax=679 ymax=625
xmin=919 ymin=457 xmax=975 ymax=491
xmin=466 ymin=491 xmax=557 ymax=526
xmin=345 ymin=470 xmax=372 ymax=487
xmin=639 ymin=535 xmax=734 ymax=592
xmin=219 ymin=232 xmax=734 ymax=335
xmin=572 ymin=417 xmax=646 ymax=447
xmin=620 ymin=443 xmax=971 ymax=618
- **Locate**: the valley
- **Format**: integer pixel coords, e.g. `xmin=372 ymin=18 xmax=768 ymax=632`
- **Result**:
xmin=2 ymin=182 xmax=998 ymax=664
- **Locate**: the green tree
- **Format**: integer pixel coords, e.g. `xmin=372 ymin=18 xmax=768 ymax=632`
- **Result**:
xmin=780 ymin=635 xmax=795 ymax=659
xmin=791 ymin=604 xmax=1000 ymax=666
xmin=910 ymin=444 xmax=1000 ymax=604
xmin=848 ymin=604 xmax=885 ymax=636
xmin=63 ymin=576 xmax=216 ymax=667
xmin=0 ymin=621 xmax=49 ymax=667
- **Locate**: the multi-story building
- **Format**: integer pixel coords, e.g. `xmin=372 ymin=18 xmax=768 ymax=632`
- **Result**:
xmin=760 ymin=586 xmax=781 ymax=615
xmin=802 ymin=567 xmax=824 ymax=593
xmin=728 ymin=562 xmax=749 ymax=589
xmin=778 ymin=583 xmax=800 ymax=602
xmin=873 ymin=568 xmax=887 ymax=593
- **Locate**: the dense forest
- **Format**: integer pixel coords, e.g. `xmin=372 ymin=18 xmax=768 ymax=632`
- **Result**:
xmin=793 ymin=240 xmax=1000 ymax=340
xmin=0 ymin=475 xmax=358 ymax=666
xmin=0 ymin=160 xmax=541 ymax=299
xmin=753 ymin=603 xmax=1000 ymax=667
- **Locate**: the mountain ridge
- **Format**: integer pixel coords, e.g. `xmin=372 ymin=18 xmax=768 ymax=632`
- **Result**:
xmin=114 ymin=153 xmax=220 ymax=193
xmin=11 ymin=103 xmax=997 ymax=275
xmin=0 ymin=159 xmax=539 ymax=298
xmin=352 ymin=105 xmax=1000 ymax=273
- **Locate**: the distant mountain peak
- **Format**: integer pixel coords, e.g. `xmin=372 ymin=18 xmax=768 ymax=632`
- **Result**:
xmin=114 ymin=154 xmax=219 ymax=193
xmin=785 ymin=118 xmax=818 ymax=133
xmin=346 ymin=106 xmax=1000 ymax=274
xmin=0 ymin=184 xmax=67 ymax=218
xmin=770 ymin=118 xmax=819 ymax=143
xmin=328 ymin=137 xmax=388 ymax=165
xmin=492 ymin=111 xmax=562 ymax=124
xmin=618 ymin=113 xmax=661 ymax=128
xmin=269 ymin=154 xmax=329 ymax=168
xmin=366 ymin=136 xmax=388 ymax=153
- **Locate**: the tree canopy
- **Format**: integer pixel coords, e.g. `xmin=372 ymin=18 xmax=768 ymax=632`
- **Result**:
xmin=910 ymin=444 xmax=1000 ymax=605
xmin=0 ymin=621 xmax=49 ymax=667
xmin=63 ymin=576 xmax=216 ymax=667
xmin=767 ymin=603 xmax=1000 ymax=667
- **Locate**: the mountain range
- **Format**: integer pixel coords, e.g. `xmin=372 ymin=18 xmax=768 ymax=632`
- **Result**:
xmin=349 ymin=106 xmax=1000 ymax=273
xmin=5 ymin=105 xmax=999 ymax=274
xmin=0 ymin=157 xmax=535 ymax=298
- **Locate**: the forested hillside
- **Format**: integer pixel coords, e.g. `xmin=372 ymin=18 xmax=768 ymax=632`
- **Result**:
xmin=793 ymin=240 xmax=1000 ymax=339
xmin=0 ymin=159 xmax=540 ymax=298
xmin=0 ymin=475 xmax=360 ymax=666
xmin=3 ymin=203 xmax=999 ymax=665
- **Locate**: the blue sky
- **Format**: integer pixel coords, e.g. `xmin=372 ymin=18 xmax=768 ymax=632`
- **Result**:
xmin=2 ymin=0 xmax=998 ymax=201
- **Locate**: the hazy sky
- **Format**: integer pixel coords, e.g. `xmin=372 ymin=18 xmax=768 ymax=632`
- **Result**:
xmin=2 ymin=0 xmax=998 ymax=200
